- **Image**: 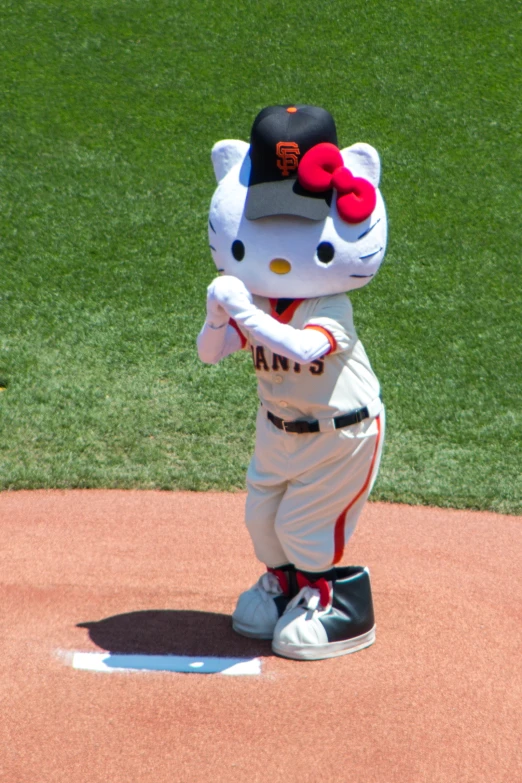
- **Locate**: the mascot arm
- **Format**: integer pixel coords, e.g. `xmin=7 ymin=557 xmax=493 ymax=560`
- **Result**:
xmin=197 ymin=321 xmax=243 ymax=364
xmin=197 ymin=278 xmax=244 ymax=364
xmin=208 ymin=276 xmax=330 ymax=364
xmin=232 ymin=307 xmax=330 ymax=364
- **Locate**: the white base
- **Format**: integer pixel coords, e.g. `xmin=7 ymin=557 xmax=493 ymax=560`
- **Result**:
xmin=69 ymin=652 xmax=261 ymax=675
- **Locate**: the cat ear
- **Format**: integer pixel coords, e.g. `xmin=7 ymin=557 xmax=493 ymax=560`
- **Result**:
xmin=211 ymin=140 xmax=250 ymax=183
xmin=340 ymin=143 xmax=381 ymax=187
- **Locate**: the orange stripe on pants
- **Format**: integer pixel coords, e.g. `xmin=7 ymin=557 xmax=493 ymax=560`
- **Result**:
xmin=332 ymin=414 xmax=382 ymax=565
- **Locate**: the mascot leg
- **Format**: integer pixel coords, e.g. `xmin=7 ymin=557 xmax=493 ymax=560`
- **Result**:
xmin=271 ymin=412 xmax=384 ymax=660
xmin=232 ymin=473 xmax=297 ymax=640
xmin=232 ymin=417 xmax=299 ymax=640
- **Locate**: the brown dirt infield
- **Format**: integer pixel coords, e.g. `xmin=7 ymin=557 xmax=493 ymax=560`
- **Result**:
xmin=0 ymin=490 xmax=520 ymax=783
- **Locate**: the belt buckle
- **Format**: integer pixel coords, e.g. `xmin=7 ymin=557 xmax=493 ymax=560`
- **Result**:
xmin=319 ymin=418 xmax=336 ymax=433
xmin=281 ymin=419 xmax=298 ymax=434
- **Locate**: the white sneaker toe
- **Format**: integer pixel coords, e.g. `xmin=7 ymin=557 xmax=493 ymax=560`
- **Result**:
xmin=232 ymin=571 xmax=290 ymax=640
xmin=232 ymin=587 xmax=280 ymax=639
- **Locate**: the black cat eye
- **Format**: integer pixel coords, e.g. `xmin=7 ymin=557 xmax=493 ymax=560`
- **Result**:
xmin=316 ymin=242 xmax=335 ymax=264
xmin=231 ymin=240 xmax=245 ymax=261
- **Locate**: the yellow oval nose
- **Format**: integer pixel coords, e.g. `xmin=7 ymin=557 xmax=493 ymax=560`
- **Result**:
xmin=269 ymin=258 xmax=292 ymax=275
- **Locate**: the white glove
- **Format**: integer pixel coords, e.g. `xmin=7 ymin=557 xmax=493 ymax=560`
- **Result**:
xmin=206 ymin=275 xmax=254 ymax=319
xmin=205 ymin=277 xmax=240 ymax=328
xmin=205 ymin=295 xmax=229 ymax=329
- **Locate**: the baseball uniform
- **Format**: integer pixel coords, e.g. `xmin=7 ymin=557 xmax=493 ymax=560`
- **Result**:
xmin=198 ymin=289 xmax=384 ymax=572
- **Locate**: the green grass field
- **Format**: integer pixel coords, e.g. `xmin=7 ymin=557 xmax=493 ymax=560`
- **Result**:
xmin=1 ymin=0 xmax=521 ymax=513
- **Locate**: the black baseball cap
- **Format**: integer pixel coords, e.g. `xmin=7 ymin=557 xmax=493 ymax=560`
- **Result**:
xmin=245 ymin=104 xmax=338 ymax=221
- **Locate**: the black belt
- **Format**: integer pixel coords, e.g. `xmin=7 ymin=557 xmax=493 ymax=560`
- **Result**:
xmin=267 ymin=406 xmax=371 ymax=434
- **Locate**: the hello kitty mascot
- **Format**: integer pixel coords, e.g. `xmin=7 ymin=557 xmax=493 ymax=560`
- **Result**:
xmin=197 ymin=105 xmax=387 ymax=660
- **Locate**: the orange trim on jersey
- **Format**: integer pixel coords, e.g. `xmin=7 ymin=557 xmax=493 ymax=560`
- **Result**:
xmin=304 ymin=324 xmax=337 ymax=355
xmin=228 ymin=318 xmax=247 ymax=348
xmin=268 ymin=299 xmax=304 ymax=324
xmin=332 ymin=414 xmax=382 ymax=565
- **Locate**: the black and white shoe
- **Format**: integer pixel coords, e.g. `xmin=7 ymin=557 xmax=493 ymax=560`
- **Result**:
xmin=232 ymin=565 xmax=297 ymax=640
xmin=271 ymin=566 xmax=376 ymax=660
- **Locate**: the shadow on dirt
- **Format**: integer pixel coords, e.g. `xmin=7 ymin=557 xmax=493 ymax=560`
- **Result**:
xmin=77 ymin=610 xmax=272 ymax=658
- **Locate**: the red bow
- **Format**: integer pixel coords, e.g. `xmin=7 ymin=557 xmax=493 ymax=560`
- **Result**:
xmin=296 ymin=572 xmax=332 ymax=608
xmin=298 ymin=142 xmax=376 ymax=224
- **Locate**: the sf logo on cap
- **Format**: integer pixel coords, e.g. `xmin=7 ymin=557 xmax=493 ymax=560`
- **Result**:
xmin=276 ymin=141 xmax=301 ymax=177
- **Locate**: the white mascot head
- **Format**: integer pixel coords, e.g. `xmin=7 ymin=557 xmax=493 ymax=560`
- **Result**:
xmin=208 ymin=104 xmax=387 ymax=300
